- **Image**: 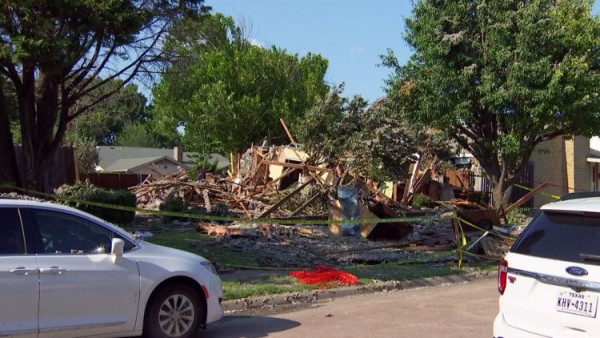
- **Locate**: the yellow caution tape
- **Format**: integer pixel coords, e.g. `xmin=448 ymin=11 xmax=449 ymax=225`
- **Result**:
xmin=0 ymin=184 xmax=451 ymax=226
xmin=1 ymin=183 xmax=511 ymax=270
xmin=455 ymin=217 xmax=515 ymax=241
xmin=514 ymin=183 xmax=560 ymax=200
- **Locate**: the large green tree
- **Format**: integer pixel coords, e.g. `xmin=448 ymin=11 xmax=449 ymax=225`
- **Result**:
xmin=115 ymin=123 xmax=162 ymax=148
xmin=152 ymin=13 xmax=330 ymax=154
xmin=66 ymin=81 xmax=149 ymax=146
xmin=384 ymin=0 xmax=600 ymax=208
xmin=296 ymin=86 xmax=417 ymax=182
xmin=0 ymin=0 xmax=209 ymax=191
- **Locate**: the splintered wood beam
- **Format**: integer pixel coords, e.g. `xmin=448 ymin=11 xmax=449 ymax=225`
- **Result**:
xmin=264 ymin=167 xmax=294 ymax=188
xmin=250 ymin=159 xmax=266 ymax=193
xmin=261 ymin=160 xmax=334 ymax=174
xmin=256 ymin=177 xmax=315 ymax=219
xmin=288 ymin=192 xmax=323 ymax=217
xmin=307 ymin=171 xmax=326 ymax=186
xmin=503 ymin=182 xmax=549 ymax=215
xmin=280 ymin=118 xmax=297 ymax=144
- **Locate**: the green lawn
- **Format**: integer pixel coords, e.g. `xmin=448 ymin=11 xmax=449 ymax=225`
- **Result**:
xmin=144 ymin=229 xmax=494 ymax=300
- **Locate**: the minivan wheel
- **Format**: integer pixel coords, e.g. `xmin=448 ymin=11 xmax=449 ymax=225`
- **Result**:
xmin=144 ymin=284 xmax=204 ymax=338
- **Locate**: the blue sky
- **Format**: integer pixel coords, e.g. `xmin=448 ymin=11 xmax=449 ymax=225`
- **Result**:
xmin=209 ymin=0 xmax=414 ymax=103
xmin=209 ymin=1 xmax=600 ymax=104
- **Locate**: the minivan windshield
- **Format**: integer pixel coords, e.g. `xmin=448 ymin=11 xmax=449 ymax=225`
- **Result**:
xmin=512 ymin=211 xmax=600 ymax=263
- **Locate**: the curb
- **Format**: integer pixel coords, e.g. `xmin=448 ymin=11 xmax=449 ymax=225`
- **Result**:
xmin=222 ymin=270 xmax=495 ymax=313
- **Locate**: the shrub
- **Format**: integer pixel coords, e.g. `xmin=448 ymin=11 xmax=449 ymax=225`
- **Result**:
xmin=159 ymin=194 xmax=231 ymax=224
xmin=187 ymin=205 xmax=208 ymax=222
xmin=55 ymin=180 xmax=99 ymax=206
xmin=412 ymin=193 xmax=433 ymax=209
xmin=210 ymin=202 xmax=229 ymax=218
xmin=55 ymin=181 xmax=136 ymax=224
xmin=159 ymin=193 xmax=186 ymax=223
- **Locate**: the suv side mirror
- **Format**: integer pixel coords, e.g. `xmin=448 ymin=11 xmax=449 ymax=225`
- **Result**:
xmin=111 ymin=238 xmax=124 ymax=263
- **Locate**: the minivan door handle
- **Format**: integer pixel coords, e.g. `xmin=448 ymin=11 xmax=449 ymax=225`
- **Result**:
xmin=39 ymin=266 xmax=67 ymax=275
xmin=9 ymin=267 xmax=38 ymax=275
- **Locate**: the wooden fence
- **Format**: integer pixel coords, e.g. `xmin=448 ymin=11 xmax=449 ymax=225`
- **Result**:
xmin=82 ymin=172 xmax=150 ymax=190
xmin=13 ymin=146 xmax=76 ymax=191
xmin=445 ymin=162 xmax=534 ymax=207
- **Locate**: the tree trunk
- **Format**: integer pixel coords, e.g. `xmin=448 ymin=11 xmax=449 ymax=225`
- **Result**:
xmin=490 ymin=175 xmax=513 ymax=211
xmin=0 ymin=80 xmax=20 ymax=188
xmin=18 ymin=68 xmax=64 ymax=193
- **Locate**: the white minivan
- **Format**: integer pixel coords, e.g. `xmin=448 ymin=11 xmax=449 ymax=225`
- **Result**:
xmin=0 ymin=199 xmax=223 ymax=338
xmin=494 ymin=195 xmax=600 ymax=337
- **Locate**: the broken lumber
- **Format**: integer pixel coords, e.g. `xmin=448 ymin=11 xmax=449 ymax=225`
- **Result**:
xmin=262 ymin=160 xmax=334 ymax=174
xmin=280 ymin=118 xmax=297 ymax=144
xmin=257 ymin=177 xmax=316 ymax=219
xmin=502 ymin=182 xmax=549 ymax=216
xmin=288 ymin=192 xmax=323 ymax=217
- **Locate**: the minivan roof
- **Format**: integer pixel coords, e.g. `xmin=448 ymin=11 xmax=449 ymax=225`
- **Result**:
xmin=541 ymin=197 xmax=600 ymax=213
xmin=0 ymin=198 xmax=131 ymax=237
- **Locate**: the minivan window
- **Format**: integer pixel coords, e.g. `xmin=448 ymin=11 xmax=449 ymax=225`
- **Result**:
xmin=511 ymin=211 xmax=600 ymax=263
xmin=0 ymin=208 xmax=25 ymax=255
xmin=32 ymin=210 xmax=135 ymax=254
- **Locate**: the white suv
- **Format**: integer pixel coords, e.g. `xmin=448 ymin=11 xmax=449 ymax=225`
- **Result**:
xmin=494 ymin=195 xmax=600 ymax=337
xmin=0 ymin=199 xmax=223 ymax=338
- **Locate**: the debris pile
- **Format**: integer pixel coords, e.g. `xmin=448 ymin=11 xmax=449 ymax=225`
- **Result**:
xmin=192 ymin=211 xmax=457 ymax=268
xmin=130 ymin=169 xmax=266 ymax=213
xmin=126 ymin=122 xmax=546 ymax=259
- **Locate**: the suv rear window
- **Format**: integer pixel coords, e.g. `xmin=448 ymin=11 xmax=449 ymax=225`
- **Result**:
xmin=512 ymin=211 xmax=600 ymax=263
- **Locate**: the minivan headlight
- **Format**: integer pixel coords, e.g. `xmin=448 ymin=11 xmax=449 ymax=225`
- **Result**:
xmin=200 ymin=261 xmax=218 ymax=275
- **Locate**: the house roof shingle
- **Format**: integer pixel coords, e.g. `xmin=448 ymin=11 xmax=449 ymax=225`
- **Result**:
xmin=96 ymin=146 xmax=229 ymax=171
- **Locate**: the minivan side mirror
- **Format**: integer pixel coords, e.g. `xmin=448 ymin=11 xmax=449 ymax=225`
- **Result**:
xmin=111 ymin=238 xmax=124 ymax=263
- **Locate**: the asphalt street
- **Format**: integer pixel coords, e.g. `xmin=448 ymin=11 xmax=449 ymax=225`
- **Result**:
xmin=204 ymin=277 xmax=498 ymax=337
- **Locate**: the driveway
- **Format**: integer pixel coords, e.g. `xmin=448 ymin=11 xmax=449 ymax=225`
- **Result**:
xmin=205 ymin=277 xmax=498 ymax=337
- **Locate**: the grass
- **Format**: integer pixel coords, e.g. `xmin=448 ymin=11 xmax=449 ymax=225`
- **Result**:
xmin=218 ymin=262 xmax=467 ymax=300
xmin=146 ymin=228 xmax=493 ymax=300
xmin=223 ymin=275 xmax=315 ymax=300
xmin=145 ymin=230 xmax=262 ymax=268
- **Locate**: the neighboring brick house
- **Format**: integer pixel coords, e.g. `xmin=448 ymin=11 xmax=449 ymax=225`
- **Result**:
xmin=446 ymin=135 xmax=600 ymax=208
xmin=95 ymin=146 xmax=229 ymax=179
xmin=529 ymin=136 xmax=600 ymax=207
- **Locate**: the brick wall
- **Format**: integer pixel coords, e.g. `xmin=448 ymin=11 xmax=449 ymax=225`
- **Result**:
xmin=530 ymin=137 xmax=566 ymax=207
xmin=570 ymin=136 xmax=592 ymax=194
xmin=529 ymin=136 xmax=591 ymax=207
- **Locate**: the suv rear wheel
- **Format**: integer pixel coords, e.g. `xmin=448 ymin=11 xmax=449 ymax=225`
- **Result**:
xmin=144 ymin=284 xmax=204 ymax=338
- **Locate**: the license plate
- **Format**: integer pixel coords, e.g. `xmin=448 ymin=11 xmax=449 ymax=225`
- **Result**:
xmin=556 ymin=291 xmax=598 ymax=318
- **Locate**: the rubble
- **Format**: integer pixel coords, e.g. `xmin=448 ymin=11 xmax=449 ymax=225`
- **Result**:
xmin=127 ymin=143 xmax=500 ymax=262
xmin=126 ymin=123 xmax=549 ymax=260
xmin=193 ymin=211 xmax=457 ymax=268
xmin=130 ymin=145 xmax=334 ymax=219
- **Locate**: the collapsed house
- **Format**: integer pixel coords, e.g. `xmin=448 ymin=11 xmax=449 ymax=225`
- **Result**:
xmin=128 ymin=123 xmax=546 ymax=259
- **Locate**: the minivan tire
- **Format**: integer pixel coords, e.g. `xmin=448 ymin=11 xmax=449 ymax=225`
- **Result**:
xmin=143 ymin=284 xmax=204 ymax=338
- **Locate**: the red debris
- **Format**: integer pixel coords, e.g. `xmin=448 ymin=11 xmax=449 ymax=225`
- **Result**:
xmin=289 ymin=266 xmax=359 ymax=288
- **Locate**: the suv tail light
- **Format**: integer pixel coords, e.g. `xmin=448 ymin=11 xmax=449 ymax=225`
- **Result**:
xmin=498 ymin=259 xmax=508 ymax=295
